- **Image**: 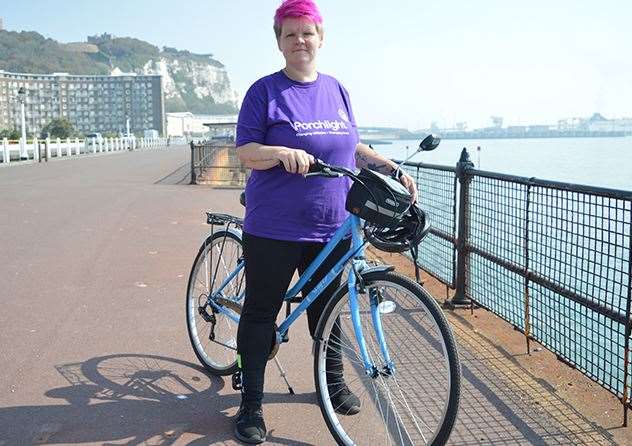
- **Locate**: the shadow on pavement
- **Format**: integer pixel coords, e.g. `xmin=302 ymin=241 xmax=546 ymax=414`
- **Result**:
xmin=446 ymin=313 xmax=618 ymax=445
xmin=0 ymin=353 xmax=316 ymax=445
xmin=154 ymin=162 xmax=193 ymax=185
xmin=0 ymin=338 xmax=618 ymax=445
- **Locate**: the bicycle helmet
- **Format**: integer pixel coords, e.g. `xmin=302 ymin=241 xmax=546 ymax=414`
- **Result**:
xmin=364 ymin=203 xmax=430 ymax=253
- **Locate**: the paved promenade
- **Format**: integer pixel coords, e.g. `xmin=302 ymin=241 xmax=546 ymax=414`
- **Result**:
xmin=0 ymin=147 xmax=626 ymax=445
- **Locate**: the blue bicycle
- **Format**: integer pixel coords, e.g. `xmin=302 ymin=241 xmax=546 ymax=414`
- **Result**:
xmin=186 ymin=136 xmax=461 ymax=445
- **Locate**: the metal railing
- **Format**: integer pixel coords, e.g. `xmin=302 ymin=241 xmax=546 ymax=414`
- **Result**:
xmin=189 ymin=140 xmax=249 ymax=187
xmin=191 ymin=143 xmax=632 ymax=423
xmin=401 ymin=149 xmax=632 ymax=425
xmin=1 ymin=136 xmax=174 ymax=164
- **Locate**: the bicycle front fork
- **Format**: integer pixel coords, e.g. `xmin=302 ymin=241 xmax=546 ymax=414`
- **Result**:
xmin=347 ymin=263 xmax=395 ymax=379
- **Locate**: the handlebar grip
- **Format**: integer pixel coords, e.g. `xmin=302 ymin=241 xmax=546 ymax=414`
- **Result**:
xmin=308 ymin=158 xmax=326 ymax=173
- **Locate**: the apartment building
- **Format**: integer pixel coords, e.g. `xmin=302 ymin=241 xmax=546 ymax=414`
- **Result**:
xmin=0 ymin=70 xmax=164 ymax=136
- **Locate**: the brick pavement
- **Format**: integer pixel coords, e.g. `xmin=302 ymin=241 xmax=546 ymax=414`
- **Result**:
xmin=0 ymin=147 xmax=624 ymax=445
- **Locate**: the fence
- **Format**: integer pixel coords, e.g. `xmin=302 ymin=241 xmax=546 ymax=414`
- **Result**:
xmin=1 ymin=136 xmax=181 ymax=165
xmin=401 ymin=149 xmax=632 ymax=425
xmin=189 ymin=140 xmax=249 ymax=187
xmin=192 ymin=144 xmax=632 ymax=423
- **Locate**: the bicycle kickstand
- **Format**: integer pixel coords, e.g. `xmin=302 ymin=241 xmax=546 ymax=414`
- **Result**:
xmin=273 ymin=357 xmax=295 ymax=395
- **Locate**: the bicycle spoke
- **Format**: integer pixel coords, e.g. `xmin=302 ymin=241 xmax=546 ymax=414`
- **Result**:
xmin=315 ymin=273 xmax=459 ymax=446
xmin=187 ymin=233 xmax=242 ymax=374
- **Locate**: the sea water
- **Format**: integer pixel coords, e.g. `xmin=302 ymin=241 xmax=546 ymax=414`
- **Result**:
xmin=374 ymin=136 xmax=632 ymax=396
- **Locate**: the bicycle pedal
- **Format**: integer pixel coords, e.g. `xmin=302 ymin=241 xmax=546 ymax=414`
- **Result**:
xmin=231 ymin=372 xmax=242 ymax=391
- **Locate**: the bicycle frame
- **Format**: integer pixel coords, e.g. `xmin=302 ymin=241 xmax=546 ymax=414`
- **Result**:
xmin=207 ymin=213 xmax=394 ymax=377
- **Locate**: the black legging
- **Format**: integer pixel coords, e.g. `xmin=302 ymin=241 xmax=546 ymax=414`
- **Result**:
xmin=237 ymin=232 xmax=351 ymax=405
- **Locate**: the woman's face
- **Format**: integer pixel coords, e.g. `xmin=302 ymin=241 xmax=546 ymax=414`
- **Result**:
xmin=277 ymin=17 xmax=323 ymax=69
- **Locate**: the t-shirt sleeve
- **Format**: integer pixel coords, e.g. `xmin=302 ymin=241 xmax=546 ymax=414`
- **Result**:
xmin=236 ymin=81 xmax=268 ymax=147
xmin=337 ymin=82 xmax=358 ymax=128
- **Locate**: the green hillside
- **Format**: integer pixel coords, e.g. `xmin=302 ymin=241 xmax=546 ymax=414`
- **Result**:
xmin=0 ymin=31 xmax=236 ymax=114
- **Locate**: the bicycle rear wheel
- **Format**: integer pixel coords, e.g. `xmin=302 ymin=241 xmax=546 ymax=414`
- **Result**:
xmin=314 ymin=271 xmax=461 ymax=445
xmin=186 ymin=229 xmax=243 ymax=375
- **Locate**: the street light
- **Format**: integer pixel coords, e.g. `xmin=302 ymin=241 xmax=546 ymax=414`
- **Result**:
xmin=17 ymin=87 xmax=32 ymax=160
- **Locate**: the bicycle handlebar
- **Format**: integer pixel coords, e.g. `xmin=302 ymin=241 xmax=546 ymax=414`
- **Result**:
xmin=304 ymin=159 xmax=354 ymax=178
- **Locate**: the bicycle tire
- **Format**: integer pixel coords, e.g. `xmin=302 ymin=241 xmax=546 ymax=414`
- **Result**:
xmin=313 ymin=270 xmax=461 ymax=445
xmin=186 ymin=229 xmax=244 ymax=376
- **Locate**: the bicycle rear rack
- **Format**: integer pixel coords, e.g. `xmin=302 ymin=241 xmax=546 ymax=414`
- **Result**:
xmin=206 ymin=212 xmax=244 ymax=227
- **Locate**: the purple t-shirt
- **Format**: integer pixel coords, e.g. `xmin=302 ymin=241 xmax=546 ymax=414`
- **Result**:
xmin=236 ymin=71 xmax=359 ymax=242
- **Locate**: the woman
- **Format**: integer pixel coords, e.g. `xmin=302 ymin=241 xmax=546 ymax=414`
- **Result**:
xmin=234 ymin=1 xmax=417 ymax=443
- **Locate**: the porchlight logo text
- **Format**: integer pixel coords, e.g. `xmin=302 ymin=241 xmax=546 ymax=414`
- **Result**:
xmin=292 ymin=120 xmax=349 ymax=133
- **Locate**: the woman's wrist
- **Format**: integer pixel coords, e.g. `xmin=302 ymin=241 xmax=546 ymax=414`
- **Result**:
xmin=269 ymin=146 xmax=295 ymax=163
xmin=391 ymin=167 xmax=404 ymax=179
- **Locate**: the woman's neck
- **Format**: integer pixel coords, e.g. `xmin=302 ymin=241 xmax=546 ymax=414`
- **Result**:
xmin=283 ymin=65 xmax=318 ymax=82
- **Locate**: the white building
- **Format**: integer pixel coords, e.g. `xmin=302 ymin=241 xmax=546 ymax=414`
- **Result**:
xmin=0 ymin=69 xmax=164 ymax=136
xmin=166 ymin=112 xmax=237 ymax=137
xmin=588 ymin=118 xmax=632 ymax=133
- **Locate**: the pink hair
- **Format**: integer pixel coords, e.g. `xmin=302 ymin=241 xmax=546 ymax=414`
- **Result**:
xmin=273 ymin=0 xmax=323 ymax=38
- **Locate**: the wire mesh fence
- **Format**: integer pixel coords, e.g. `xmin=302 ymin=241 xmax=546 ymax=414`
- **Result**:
xmin=402 ymin=163 xmax=457 ymax=287
xmin=189 ymin=140 xmax=249 ymax=187
xmin=403 ymin=150 xmax=632 ymax=422
xmin=194 ymin=143 xmax=632 ymax=420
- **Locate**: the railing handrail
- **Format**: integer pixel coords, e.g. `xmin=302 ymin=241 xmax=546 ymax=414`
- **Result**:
xmin=401 ymin=159 xmax=632 ymax=199
xmin=398 ymin=150 xmax=632 ymax=424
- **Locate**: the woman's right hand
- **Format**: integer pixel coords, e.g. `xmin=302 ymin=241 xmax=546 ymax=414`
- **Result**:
xmin=275 ymin=147 xmax=315 ymax=174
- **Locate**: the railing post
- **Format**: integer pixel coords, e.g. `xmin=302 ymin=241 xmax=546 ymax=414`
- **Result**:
xmin=524 ymin=183 xmax=532 ymax=354
xmin=32 ymin=137 xmax=38 ymax=161
xmin=45 ymin=137 xmax=51 ymax=161
xmin=446 ymin=148 xmax=474 ymax=307
xmin=189 ymin=141 xmax=197 ymax=184
xmin=31 ymin=137 xmax=38 ymax=162
xmin=75 ymin=138 xmax=80 ymax=155
xmin=56 ymin=137 xmax=61 ymax=158
xmin=623 ymin=215 xmax=632 ymax=427
xmin=19 ymin=136 xmax=27 ymax=160
xmin=2 ymin=138 xmax=9 ymax=164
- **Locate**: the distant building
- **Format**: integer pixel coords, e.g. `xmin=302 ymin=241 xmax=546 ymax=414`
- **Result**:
xmin=588 ymin=117 xmax=632 ymax=133
xmin=0 ymin=70 xmax=164 ymax=136
xmin=557 ymin=117 xmax=586 ymax=131
xmin=0 ymin=17 xmax=4 ymax=31
xmin=166 ymin=112 xmax=237 ymax=137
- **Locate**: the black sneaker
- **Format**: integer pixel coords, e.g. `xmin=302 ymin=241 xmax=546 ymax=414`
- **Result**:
xmin=329 ymin=384 xmax=361 ymax=415
xmin=234 ymin=402 xmax=267 ymax=444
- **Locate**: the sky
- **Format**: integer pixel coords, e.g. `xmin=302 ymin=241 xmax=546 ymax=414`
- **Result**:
xmin=3 ymin=0 xmax=631 ymax=130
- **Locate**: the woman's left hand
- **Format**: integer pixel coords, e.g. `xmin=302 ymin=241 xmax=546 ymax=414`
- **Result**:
xmin=399 ymin=172 xmax=418 ymax=203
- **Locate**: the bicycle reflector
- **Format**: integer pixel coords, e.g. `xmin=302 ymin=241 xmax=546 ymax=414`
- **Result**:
xmin=378 ymin=300 xmax=397 ymax=314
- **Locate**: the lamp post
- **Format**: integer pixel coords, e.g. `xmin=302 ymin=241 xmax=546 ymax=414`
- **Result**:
xmin=17 ymin=87 xmax=29 ymax=160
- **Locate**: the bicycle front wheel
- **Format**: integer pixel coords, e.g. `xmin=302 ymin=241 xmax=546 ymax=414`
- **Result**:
xmin=186 ymin=229 xmax=243 ymax=376
xmin=314 ymin=271 xmax=461 ymax=446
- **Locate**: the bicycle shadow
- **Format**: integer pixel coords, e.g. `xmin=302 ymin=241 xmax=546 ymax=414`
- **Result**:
xmin=0 ymin=353 xmax=317 ymax=445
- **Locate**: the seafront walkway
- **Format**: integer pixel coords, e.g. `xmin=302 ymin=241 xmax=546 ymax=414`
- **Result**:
xmin=0 ymin=146 xmax=628 ymax=445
